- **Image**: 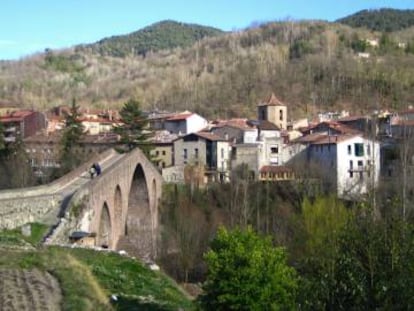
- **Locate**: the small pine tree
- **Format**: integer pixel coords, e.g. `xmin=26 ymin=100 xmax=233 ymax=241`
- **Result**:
xmin=114 ymin=98 xmax=153 ymax=155
xmin=59 ymin=98 xmax=84 ymax=174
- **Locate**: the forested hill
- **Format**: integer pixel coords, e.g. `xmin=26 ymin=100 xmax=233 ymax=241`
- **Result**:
xmin=1 ymin=17 xmax=414 ymax=120
xmin=337 ymin=8 xmax=414 ymax=32
xmin=79 ymin=20 xmax=224 ymax=57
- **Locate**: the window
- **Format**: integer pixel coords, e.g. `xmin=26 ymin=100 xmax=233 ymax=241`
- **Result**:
xmin=367 ymin=144 xmax=371 ymax=156
xmin=279 ymin=109 xmax=284 ymax=121
xmin=155 ymin=150 xmax=159 ymax=156
xmin=357 ymin=160 xmax=363 ymax=168
xmin=195 ymin=148 xmax=199 ymax=159
xmin=221 ymin=148 xmax=224 ymax=158
xmin=347 ymin=145 xmax=351 ymax=155
xmin=349 ymin=160 xmax=353 ymax=178
xmin=183 ymin=148 xmax=187 ymax=160
xmin=354 ymin=143 xmax=364 ymax=156
xmin=162 ymin=162 xmax=166 ymax=168
xmin=270 ymin=145 xmax=279 ymax=154
xmin=162 ymin=150 xmax=166 ymax=156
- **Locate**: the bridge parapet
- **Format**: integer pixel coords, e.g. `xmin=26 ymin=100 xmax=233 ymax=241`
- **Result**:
xmin=0 ymin=149 xmax=118 ymax=230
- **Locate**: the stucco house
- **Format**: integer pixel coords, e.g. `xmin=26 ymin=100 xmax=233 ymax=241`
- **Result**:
xmin=164 ymin=112 xmax=208 ymax=136
xmin=173 ymin=131 xmax=230 ymax=182
xmin=292 ymin=133 xmax=380 ymax=199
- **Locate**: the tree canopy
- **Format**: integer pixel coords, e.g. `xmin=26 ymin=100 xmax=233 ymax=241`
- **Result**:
xmin=82 ymin=20 xmax=224 ymax=57
xmin=199 ymin=226 xmax=297 ymax=310
xmin=337 ymin=8 xmax=414 ymax=32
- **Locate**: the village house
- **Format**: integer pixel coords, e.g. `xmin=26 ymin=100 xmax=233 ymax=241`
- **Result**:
xmin=172 ymin=131 xmax=230 ymax=183
xmin=291 ymin=132 xmax=380 ymax=199
xmin=149 ymin=130 xmax=177 ymax=170
xmin=24 ymin=132 xmax=119 ymax=178
xmin=0 ymin=110 xmax=47 ymax=142
xmin=164 ymin=111 xmax=208 ymax=135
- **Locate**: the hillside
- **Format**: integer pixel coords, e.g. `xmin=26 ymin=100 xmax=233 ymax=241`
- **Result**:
xmin=0 ymin=18 xmax=414 ymax=120
xmin=79 ymin=20 xmax=224 ymax=57
xmin=337 ymin=8 xmax=414 ymax=32
xmin=0 ymin=224 xmax=194 ymax=310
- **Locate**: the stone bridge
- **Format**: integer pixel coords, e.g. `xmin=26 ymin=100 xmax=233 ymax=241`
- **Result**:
xmin=0 ymin=148 xmax=163 ymax=260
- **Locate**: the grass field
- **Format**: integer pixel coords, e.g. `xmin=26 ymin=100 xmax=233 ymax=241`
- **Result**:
xmin=0 ymin=224 xmax=194 ymax=311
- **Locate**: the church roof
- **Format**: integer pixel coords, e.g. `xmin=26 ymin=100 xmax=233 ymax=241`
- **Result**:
xmin=257 ymin=93 xmax=286 ymax=107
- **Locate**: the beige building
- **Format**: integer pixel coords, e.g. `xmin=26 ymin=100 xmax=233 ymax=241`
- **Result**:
xmin=257 ymin=93 xmax=287 ymax=130
xmin=151 ymin=143 xmax=174 ymax=170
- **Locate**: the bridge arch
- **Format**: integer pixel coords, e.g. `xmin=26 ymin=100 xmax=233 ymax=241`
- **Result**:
xmin=114 ymin=185 xmax=123 ymax=236
xmin=55 ymin=148 xmax=163 ymax=260
xmin=97 ymin=202 xmax=112 ymax=248
xmin=122 ymin=163 xmax=153 ymax=257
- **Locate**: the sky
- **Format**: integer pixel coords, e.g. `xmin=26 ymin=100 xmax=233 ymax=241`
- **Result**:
xmin=1 ymin=0 xmax=414 ymax=60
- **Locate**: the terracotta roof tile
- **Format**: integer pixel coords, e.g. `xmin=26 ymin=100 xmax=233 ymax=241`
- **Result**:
xmin=195 ymin=131 xmax=226 ymax=141
xmin=258 ymin=93 xmax=285 ymax=106
xmin=166 ymin=113 xmax=193 ymax=121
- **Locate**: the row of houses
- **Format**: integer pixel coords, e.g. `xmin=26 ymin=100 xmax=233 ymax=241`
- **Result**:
xmin=2 ymin=95 xmax=413 ymax=200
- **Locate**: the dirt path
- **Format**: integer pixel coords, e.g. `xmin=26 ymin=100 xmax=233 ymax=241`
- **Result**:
xmin=0 ymin=269 xmax=62 ymax=311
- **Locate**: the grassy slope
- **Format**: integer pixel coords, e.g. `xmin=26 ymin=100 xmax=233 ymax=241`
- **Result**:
xmin=0 ymin=225 xmax=194 ymax=311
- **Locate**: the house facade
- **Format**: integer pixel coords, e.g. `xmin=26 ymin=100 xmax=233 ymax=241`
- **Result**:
xmin=293 ymin=134 xmax=380 ymax=199
xmin=0 ymin=110 xmax=47 ymax=142
xmin=164 ymin=112 xmax=208 ymax=135
xmin=173 ymin=131 xmax=230 ymax=182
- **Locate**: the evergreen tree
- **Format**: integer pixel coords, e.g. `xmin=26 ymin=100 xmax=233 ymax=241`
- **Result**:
xmin=114 ymin=98 xmax=153 ymax=155
xmin=59 ymin=98 xmax=84 ymax=174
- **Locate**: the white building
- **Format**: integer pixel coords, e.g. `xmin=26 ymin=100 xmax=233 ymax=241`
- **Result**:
xmin=293 ymin=133 xmax=380 ymax=199
xmin=164 ymin=112 xmax=208 ymax=136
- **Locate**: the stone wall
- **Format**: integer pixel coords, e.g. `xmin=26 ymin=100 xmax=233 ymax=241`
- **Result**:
xmin=0 ymin=194 xmax=62 ymax=229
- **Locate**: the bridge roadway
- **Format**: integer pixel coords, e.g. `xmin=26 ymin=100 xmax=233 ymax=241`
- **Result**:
xmin=0 ymin=148 xmax=163 ymax=260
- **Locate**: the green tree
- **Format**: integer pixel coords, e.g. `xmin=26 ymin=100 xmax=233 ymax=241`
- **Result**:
xmin=59 ymin=98 xmax=84 ymax=174
xmin=199 ymin=226 xmax=297 ymax=310
xmin=298 ymin=196 xmax=354 ymax=310
xmin=114 ymin=98 xmax=153 ymax=155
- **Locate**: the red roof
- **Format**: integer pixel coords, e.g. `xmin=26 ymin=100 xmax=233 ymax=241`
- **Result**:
xmin=195 ymin=131 xmax=225 ymax=141
xmin=258 ymin=93 xmax=285 ymax=106
xmin=301 ymin=121 xmax=361 ymax=135
xmin=0 ymin=110 xmax=36 ymax=123
xmin=166 ymin=113 xmax=193 ymax=121
xmin=212 ymin=118 xmax=253 ymax=130
xmin=294 ymin=133 xmax=359 ymax=145
xmin=311 ymin=134 xmax=358 ymax=145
